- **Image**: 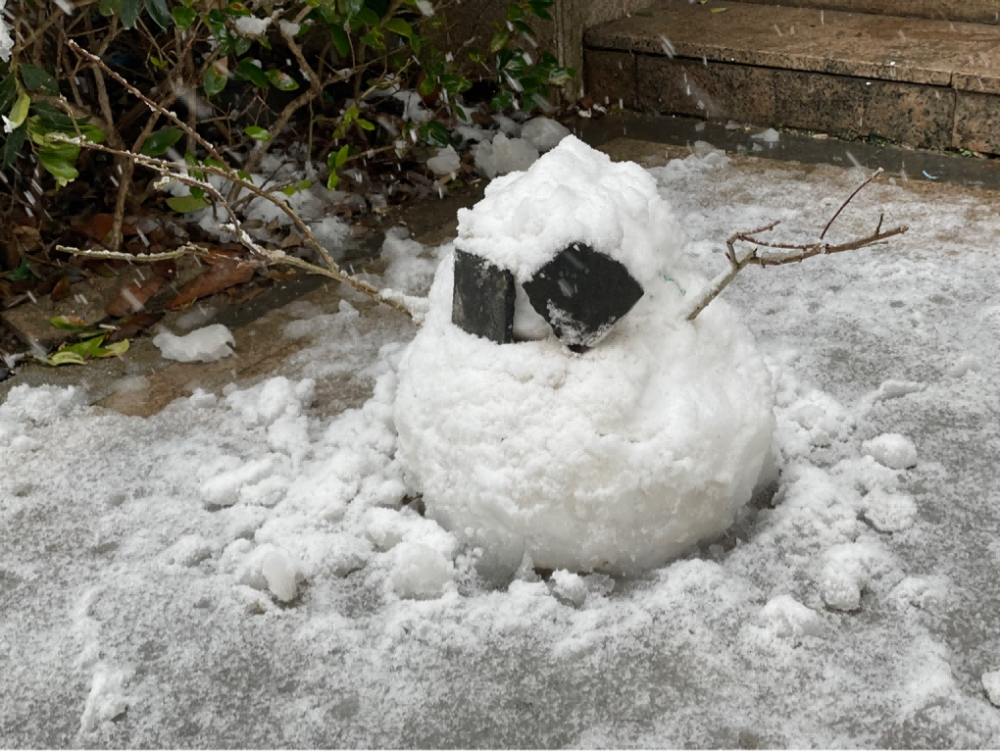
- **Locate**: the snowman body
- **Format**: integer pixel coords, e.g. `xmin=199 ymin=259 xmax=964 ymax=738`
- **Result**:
xmin=394 ymin=137 xmax=775 ymax=574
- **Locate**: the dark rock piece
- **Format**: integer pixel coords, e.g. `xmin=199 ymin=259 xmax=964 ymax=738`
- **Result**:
xmin=0 ymin=365 xmax=9 ymax=383
xmin=523 ymin=242 xmax=644 ymax=352
xmin=451 ymin=249 xmax=516 ymax=344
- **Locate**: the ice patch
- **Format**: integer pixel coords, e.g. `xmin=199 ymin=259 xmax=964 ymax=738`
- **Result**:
xmin=153 ymin=324 xmax=235 ymax=363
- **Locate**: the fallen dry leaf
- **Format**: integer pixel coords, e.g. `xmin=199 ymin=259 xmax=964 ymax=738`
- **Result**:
xmin=104 ymin=311 xmax=164 ymax=343
xmin=74 ymin=213 xmax=137 ymax=242
xmin=167 ymin=258 xmax=255 ymax=310
xmin=50 ymin=275 xmax=72 ymax=302
xmin=107 ymin=274 xmax=168 ymax=317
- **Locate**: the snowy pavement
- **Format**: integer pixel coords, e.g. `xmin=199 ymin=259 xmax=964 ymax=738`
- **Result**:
xmin=3 ymin=143 xmax=1000 ymax=747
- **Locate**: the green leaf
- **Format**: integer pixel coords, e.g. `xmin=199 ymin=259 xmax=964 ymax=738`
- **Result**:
xmin=491 ymin=88 xmax=515 ymax=112
xmin=243 ymin=125 xmax=271 ymax=141
xmin=235 ymin=36 xmax=253 ymax=55
xmin=356 ymin=118 xmax=375 ymax=131
xmin=0 ymin=74 xmax=17 ymax=115
xmin=281 ymin=179 xmax=313 ymax=196
xmin=527 ymin=0 xmax=553 ymax=20
xmin=166 ymin=194 xmax=210 ymax=212
xmin=383 ymin=17 xmax=413 ymax=39
xmin=235 ymin=59 xmax=268 ymax=88
xmin=144 ymin=0 xmax=172 ymax=29
xmin=39 ymin=152 xmax=79 ymax=187
xmin=140 ymin=127 xmax=184 ymax=157
xmin=329 ymin=24 xmax=351 ymax=57
xmin=265 ymin=69 xmax=299 ymax=91
xmin=19 ymin=65 xmax=59 ymax=96
xmin=360 ymin=28 xmax=383 ymax=49
xmin=418 ymin=120 xmax=451 ymax=148
xmin=335 ymin=144 xmax=350 ymax=168
xmin=190 ymin=186 xmax=205 ymax=199
xmin=489 ymin=28 xmax=509 ymax=53
xmin=48 ymin=351 xmax=88 ymax=366
xmin=120 ymin=0 xmax=142 ymax=28
xmin=203 ymin=65 xmax=228 ymax=97
xmin=7 ymin=92 xmax=30 ymax=129
xmin=4 ymin=256 xmax=33 ymax=281
xmin=326 ymin=171 xmax=340 ymax=190
xmin=50 ymin=315 xmax=91 ymax=331
xmin=710 ymin=6 xmax=727 ymax=11
xmin=172 ymin=5 xmax=197 ymax=28
xmin=98 ymin=0 xmax=119 ymax=16
xmin=353 ymin=7 xmax=378 ymax=27
xmin=1 ymin=122 xmax=27 ymax=170
xmin=149 ymin=55 xmax=168 ymax=69
xmin=100 ymin=339 xmax=130 ymax=357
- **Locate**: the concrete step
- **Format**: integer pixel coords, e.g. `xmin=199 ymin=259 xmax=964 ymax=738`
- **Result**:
xmin=584 ymin=0 xmax=1000 ymax=153
xmin=734 ymin=1 xmax=1000 ymax=25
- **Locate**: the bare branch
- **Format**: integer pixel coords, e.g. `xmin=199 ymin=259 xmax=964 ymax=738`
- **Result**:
xmin=686 ymin=170 xmax=906 ymax=321
xmin=820 ymin=167 xmax=884 ymax=240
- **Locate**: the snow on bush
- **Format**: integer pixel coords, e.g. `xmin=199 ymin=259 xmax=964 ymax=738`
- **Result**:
xmin=395 ymin=137 xmax=775 ymax=573
xmin=0 ymin=0 xmax=12 ymax=63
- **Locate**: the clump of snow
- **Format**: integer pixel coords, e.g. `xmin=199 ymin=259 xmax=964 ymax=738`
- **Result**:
xmin=153 ymin=324 xmax=235 ymax=363
xmin=757 ymin=595 xmax=824 ymax=638
xmin=752 ymin=127 xmax=781 ymax=144
xmin=863 ymin=433 xmax=917 ymax=469
xmin=473 ymin=133 xmax=539 ymax=180
xmin=0 ymin=0 xmax=11 ymax=63
xmin=393 ymin=90 xmax=431 ymax=123
xmin=521 ymin=117 xmax=571 ymax=152
xmin=235 ymin=543 xmax=303 ymax=602
xmin=982 ymin=671 xmax=1000 ymax=707
xmin=389 ymin=542 xmax=454 ymax=599
xmin=233 ymin=14 xmax=271 ymax=36
xmin=550 ymin=569 xmax=589 ymax=607
xmin=426 ymin=145 xmax=461 ymax=176
xmin=862 ymin=490 xmax=917 ymax=532
xmin=396 ymin=137 xmax=775 ymax=573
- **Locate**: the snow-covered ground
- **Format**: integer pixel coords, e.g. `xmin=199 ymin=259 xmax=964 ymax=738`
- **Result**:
xmin=3 ymin=145 xmax=1000 ymax=747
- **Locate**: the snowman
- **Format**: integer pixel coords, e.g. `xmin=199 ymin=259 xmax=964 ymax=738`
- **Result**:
xmin=394 ymin=136 xmax=774 ymax=575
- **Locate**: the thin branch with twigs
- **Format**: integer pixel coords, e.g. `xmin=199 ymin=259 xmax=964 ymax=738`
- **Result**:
xmin=686 ymin=169 xmax=908 ymax=321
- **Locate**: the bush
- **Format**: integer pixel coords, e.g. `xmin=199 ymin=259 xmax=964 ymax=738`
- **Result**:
xmin=0 ymin=0 xmax=571 ymax=244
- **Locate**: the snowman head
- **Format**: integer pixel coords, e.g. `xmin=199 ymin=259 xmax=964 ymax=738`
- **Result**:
xmin=451 ymin=135 xmax=680 ymax=352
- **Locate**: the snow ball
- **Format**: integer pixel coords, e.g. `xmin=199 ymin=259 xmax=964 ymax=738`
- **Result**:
xmin=426 ymin=145 xmax=461 ymax=176
xmin=489 ymin=132 xmax=540 ymax=177
xmin=863 ymin=490 xmax=917 ymax=532
xmin=982 ymin=671 xmax=1000 ymax=707
xmin=759 ymin=595 xmax=824 ymax=638
xmin=521 ymin=117 xmax=571 ymax=152
xmin=389 ymin=542 xmax=454 ymax=600
xmin=153 ymin=324 xmax=235 ymax=363
xmin=550 ymin=569 xmax=589 ymax=607
xmin=863 ymin=433 xmax=917 ymax=469
xmin=492 ymin=113 xmax=521 ymax=136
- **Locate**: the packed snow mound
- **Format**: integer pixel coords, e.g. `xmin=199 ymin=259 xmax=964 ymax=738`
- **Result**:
xmin=457 ymin=135 xmax=682 ymax=285
xmin=396 ymin=138 xmax=775 ymax=573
